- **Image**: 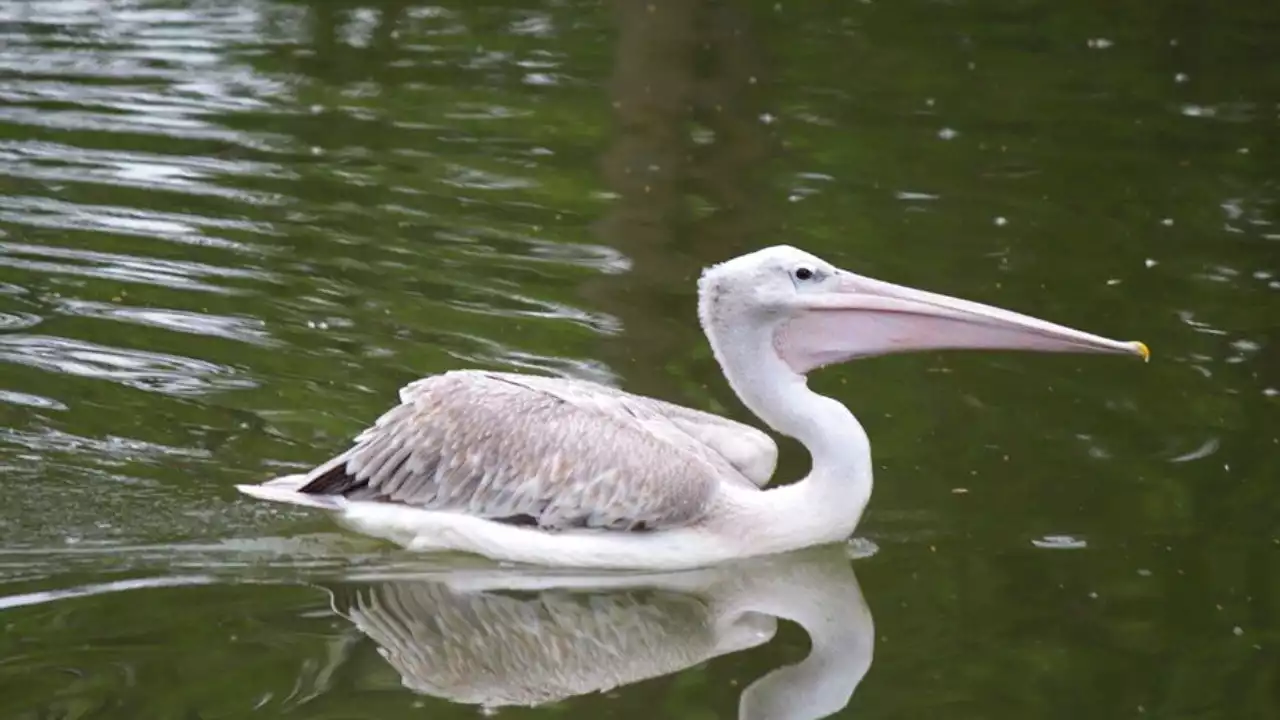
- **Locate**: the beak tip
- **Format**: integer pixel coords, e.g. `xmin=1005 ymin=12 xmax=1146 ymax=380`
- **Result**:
xmin=1131 ymin=341 xmax=1151 ymax=363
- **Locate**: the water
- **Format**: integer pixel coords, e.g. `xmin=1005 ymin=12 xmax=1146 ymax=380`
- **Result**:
xmin=0 ymin=0 xmax=1276 ymax=717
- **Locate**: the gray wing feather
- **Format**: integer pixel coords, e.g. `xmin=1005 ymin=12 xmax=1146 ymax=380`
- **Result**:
xmin=299 ymin=370 xmax=770 ymax=531
xmin=479 ymin=373 xmax=778 ymax=487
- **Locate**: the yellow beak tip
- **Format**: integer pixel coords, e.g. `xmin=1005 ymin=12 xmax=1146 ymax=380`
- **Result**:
xmin=1132 ymin=341 xmax=1151 ymax=362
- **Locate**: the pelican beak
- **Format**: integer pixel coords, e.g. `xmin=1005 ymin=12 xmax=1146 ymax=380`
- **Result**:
xmin=775 ymin=269 xmax=1150 ymax=373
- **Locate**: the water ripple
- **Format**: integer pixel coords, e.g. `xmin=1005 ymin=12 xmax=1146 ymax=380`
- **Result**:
xmin=0 ymin=140 xmax=293 ymax=205
xmin=0 ymin=389 xmax=67 ymax=411
xmin=0 ymin=425 xmax=210 ymax=462
xmin=0 ymin=239 xmax=273 ymax=293
xmin=50 ymin=297 xmax=276 ymax=347
xmin=1167 ymin=437 xmax=1222 ymax=464
xmin=0 ymin=197 xmax=279 ymax=251
xmin=449 ymin=333 xmax=621 ymax=387
xmin=0 ymin=310 xmax=42 ymax=330
xmin=452 ymin=287 xmax=622 ymax=334
xmin=0 ymin=335 xmax=255 ymax=396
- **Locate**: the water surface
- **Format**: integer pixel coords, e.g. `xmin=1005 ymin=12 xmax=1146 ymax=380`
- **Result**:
xmin=0 ymin=1 xmax=1277 ymax=718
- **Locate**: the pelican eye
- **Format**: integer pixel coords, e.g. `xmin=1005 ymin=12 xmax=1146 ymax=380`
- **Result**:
xmin=794 ymin=267 xmax=814 ymax=281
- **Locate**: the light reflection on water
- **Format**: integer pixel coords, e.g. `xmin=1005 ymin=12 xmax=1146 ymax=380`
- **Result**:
xmin=0 ymin=335 xmax=255 ymax=394
xmin=0 ymin=0 xmax=629 ymax=569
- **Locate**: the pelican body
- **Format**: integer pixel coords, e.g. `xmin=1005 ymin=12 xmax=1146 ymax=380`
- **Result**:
xmin=238 ymin=246 xmax=1147 ymax=569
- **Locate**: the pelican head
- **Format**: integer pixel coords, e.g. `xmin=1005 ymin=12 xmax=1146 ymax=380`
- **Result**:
xmin=699 ymin=245 xmax=1149 ymax=375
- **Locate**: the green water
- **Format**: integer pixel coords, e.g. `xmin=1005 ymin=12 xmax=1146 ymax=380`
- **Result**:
xmin=1 ymin=0 xmax=1277 ymax=717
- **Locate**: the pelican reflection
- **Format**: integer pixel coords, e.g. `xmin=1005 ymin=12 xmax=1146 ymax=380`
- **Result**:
xmin=316 ymin=545 xmax=873 ymax=720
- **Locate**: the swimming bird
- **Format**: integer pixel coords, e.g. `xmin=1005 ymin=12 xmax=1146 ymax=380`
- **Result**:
xmin=309 ymin=545 xmax=872 ymax=720
xmin=237 ymin=245 xmax=1148 ymax=569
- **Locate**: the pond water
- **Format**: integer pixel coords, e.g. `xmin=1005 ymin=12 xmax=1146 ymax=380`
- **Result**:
xmin=1 ymin=0 xmax=1277 ymax=718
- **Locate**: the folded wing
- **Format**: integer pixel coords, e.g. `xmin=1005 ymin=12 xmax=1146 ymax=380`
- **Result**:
xmin=297 ymin=370 xmax=777 ymax=532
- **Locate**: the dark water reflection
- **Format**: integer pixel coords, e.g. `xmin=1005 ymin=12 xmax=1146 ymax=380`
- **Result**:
xmin=0 ymin=0 xmax=1277 ymax=718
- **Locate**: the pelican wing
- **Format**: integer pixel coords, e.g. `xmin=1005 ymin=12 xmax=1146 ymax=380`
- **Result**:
xmin=483 ymin=372 xmax=778 ymax=487
xmin=297 ymin=370 xmax=774 ymax=531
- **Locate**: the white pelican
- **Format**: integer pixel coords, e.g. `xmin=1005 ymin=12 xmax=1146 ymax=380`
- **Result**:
xmin=238 ymin=245 xmax=1148 ymax=569
xmin=306 ymin=545 xmax=871 ymax=719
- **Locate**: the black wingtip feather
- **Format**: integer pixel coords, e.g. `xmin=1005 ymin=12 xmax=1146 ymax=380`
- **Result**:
xmin=298 ymin=461 xmax=367 ymax=496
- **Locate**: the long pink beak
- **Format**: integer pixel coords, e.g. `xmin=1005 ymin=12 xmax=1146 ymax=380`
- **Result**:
xmin=775 ymin=270 xmax=1150 ymax=373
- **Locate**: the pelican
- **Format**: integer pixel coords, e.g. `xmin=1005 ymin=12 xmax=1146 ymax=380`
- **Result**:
xmin=238 ymin=245 xmax=1148 ymax=569
xmin=301 ymin=546 xmax=872 ymax=720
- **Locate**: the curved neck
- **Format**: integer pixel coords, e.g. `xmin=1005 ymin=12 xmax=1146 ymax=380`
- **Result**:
xmin=702 ymin=310 xmax=874 ymax=545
